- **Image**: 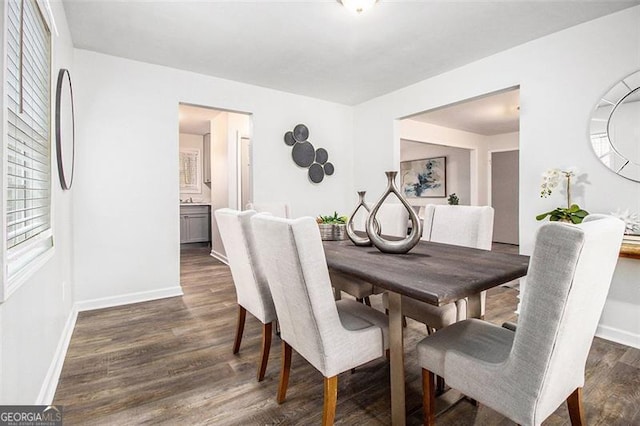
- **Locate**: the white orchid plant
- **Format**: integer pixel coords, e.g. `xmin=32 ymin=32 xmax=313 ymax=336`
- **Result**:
xmin=536 ymin=168 xmax=589 ymax=224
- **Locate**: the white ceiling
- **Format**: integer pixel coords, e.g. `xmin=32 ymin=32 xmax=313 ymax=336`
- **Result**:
xmin=179 ymin=104 xmax=220 ymax=135
xmin=408 ymin=88 xmax=520 ymax=135
xmin=62 ymin=1 xmax=639 ymax=105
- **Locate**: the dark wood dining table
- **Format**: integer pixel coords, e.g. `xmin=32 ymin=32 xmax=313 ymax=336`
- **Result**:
xmin=323 ymin=238 xmax=530 ymax=425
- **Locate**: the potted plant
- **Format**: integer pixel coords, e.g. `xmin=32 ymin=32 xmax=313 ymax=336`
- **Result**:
xmin=536 ymin=168 xmax=589 ymax=224
xmin=316 ymin=212 xmax=348 ymax=240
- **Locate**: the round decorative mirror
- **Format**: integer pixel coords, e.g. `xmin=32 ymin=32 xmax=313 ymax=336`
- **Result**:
xmin=55 ymin=68 xmax=75 ymax=190
xmin=589 ymin=70 xmax=640 ymax=183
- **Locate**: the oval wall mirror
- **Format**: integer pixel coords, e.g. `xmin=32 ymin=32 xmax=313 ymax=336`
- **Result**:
xmin=589 ymin=70 xmax=640 ymax=183
xmin=56 ymin=68 xmax=75 ymax=190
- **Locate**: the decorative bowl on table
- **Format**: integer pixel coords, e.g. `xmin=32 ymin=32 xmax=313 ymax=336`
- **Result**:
xmin=317 ymin=212 xmax=348 ymax=241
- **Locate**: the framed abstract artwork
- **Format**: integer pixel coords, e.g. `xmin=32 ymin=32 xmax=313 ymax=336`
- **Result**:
xmin=400 ymin=156 xmax=446 ymax=198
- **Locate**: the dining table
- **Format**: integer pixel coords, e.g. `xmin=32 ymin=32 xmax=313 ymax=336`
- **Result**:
xmin=323 ymin=238 xmax=530 ymax=425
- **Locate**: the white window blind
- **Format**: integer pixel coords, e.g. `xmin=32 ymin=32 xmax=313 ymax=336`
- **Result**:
xmin=5 ymin=0 xmax=52 ymax=279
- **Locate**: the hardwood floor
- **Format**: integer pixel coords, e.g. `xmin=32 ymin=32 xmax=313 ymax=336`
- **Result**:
xmin=54 ymin=247 xmax=640 ymax=425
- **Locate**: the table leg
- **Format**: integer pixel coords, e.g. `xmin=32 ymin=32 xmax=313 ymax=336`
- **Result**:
xmin=467 ymin=293 xmax=482 ymax=319
xmin=388 ymin=291 xmax=406 ymax=425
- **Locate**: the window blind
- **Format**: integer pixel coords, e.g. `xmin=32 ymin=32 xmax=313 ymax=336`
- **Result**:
xmin=5 ymin=0 xmax=52 ymax=277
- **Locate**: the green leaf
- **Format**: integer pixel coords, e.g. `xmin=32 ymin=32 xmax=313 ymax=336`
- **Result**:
xmin=569 ymin=204 xmax=580 ymax=213
xmin=536 ymin=213 xmax=548 ymax=221
xmin=570 ymin=215 xmax=582 ymax=224
xmin=574 ymin=210 xmax=589 ymax=218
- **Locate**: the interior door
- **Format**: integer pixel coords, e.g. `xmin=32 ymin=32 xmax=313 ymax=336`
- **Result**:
xmin=491 ymin=150 xmax=519 ymax=245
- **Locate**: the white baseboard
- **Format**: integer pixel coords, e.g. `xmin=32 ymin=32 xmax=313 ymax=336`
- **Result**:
xmin=596 ymin=324 xmax=640 ymax=349
xmin=36 ymin=306 xmax=78 ymax=405
xmin=210 ymin=250 xmax=228 ymax=265
xmin=75 ymin=286 xmax=184 ymax=312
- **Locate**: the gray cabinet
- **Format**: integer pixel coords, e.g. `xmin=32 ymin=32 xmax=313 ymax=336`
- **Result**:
xmin=180 ymin=205 xmax=211 ymax=244
xmin=203 ymin=133 xmax=211 ymax=184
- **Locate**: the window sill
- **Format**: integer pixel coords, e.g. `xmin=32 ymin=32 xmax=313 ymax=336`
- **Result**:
xmin=3 ymin=247 xmax=56 ymax=302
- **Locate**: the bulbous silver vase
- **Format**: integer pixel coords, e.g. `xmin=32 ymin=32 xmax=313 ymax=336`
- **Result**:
xmin=366 ymin=171 xmax=422 ymax=254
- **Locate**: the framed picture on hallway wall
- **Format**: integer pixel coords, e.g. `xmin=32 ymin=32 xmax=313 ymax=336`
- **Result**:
xmin=400 ymin=156 xmax=446 ymax=198
xmin=179 ymin=149 xmax=202 ymax=194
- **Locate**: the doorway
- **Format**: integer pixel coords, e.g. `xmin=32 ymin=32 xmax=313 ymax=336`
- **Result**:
xmin=178 ymin=103 xmax=253 ymax=264
xmin=399 ymin=87 xmax=520 ymax=247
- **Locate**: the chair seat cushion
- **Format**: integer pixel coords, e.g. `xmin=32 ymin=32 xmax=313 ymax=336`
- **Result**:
xmin=417 ymin=319 xmax=514 ymax=377
xmin=331 ymin=271 xmax=383 ymax=299
xmin=336 ymin=299 xmax=389 ymax=350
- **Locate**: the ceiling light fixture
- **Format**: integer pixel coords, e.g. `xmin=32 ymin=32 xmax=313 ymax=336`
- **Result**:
xmin=340 ymin=0 xmax=378 ymax=14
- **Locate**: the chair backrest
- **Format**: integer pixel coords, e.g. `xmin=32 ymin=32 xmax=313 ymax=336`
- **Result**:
xmin=510 ymin=215 xmax=624 ymax=423
xmin=214 ymin=208 xmax=276 ymax=324
xmin=246 ymin=202 xmax=291 ymax=218
xmin=251 ymin=214 xmax=352 ymax=376
xmin=422 ymin=205 xmax=494 ymax=250
xmin=353 ymin=203 xmax=409 ymax=238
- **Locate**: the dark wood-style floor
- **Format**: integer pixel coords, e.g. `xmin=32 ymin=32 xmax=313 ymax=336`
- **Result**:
xmin=54 ymin=247 xmax=640 ymax=425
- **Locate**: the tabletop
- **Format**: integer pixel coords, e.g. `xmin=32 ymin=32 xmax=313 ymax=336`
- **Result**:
xmin=323 ymin=239 xmax=530 ymax=306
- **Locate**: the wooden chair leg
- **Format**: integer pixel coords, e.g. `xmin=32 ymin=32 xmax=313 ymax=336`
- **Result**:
xmin=567 ymin=387 xmax=586 ymax=426
xmin=323 ymin=375 xmax=338 ymax=426
xmin=232 ymin=305 xmax=246 ymax=354
xmin=422 ymin=369 xmax=436 ymax=426
xmin=356 ymin=297 xmax=364 ymax=304
xmin=277 ymin=341 xmax=292 ymax=404
xmin=364 ymin=296 xmax=372 ymax=306
xmin=257 ymin=322 xmax=273 ymax=382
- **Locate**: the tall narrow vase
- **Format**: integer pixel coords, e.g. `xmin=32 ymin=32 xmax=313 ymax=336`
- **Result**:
xmin=346 ymin=191 xmax=379 ymax=246
xmin=366 ymin=171 xmax=422 ymax=254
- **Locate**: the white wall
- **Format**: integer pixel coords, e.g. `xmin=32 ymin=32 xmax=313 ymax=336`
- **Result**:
xmin=179 ymin=133 xmax=211 ymax=203
xmin=210 ymin=112 xmax=229 ymax=259
xmin=400 ymin=140 xmax=471 ymax=206
xmin=0 ymin=1 xmax=75 ymax=403
xmin=72 ymin=50 xmax=354 ymax=303
xmin=353 ymin=6 xmax=640 ymax=347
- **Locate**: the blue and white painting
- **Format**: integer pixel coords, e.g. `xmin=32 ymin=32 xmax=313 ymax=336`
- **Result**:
xmin=401 ymin=157 xmax=446 ymax=198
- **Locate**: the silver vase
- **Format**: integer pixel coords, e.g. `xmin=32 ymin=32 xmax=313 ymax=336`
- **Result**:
xmin=366 ymin=171 xmax=423 ymax=254
xmin=346 ymin=191 xmax=380 ymax=246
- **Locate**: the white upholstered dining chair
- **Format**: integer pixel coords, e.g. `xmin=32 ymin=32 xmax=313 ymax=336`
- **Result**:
xmin=417 ymin=215 xmax=625 ymax=425
xmin=383 ymin=205 xmax=494 ymax=332
xmin=251 ymin=214 xmax=389 ymax=425
xmin=332 ymin=203 xmax=409 ymax=305
xmin=214 ymin=208 xmax=277 ymax=381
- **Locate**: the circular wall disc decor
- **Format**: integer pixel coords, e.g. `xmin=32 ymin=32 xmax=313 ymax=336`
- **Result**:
xmin=283 ymin=124 xmax=334 ymax=184
xmin=324 ymin=162 xmax=335 ymax=176
xmin=292 ymin=141 xmax=315 ymax=167
xmin=315 ymin=148 xmax=328 ymax=164
xmin=293 ymin=124 xmax=309 ymax=142
xmin=56 ymin=68 xmax=75 ymax=190
xmin=308 ymin=163 xmax=325 ymax=183
xmin=284 ymin=131 xmax=296 ymax=146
